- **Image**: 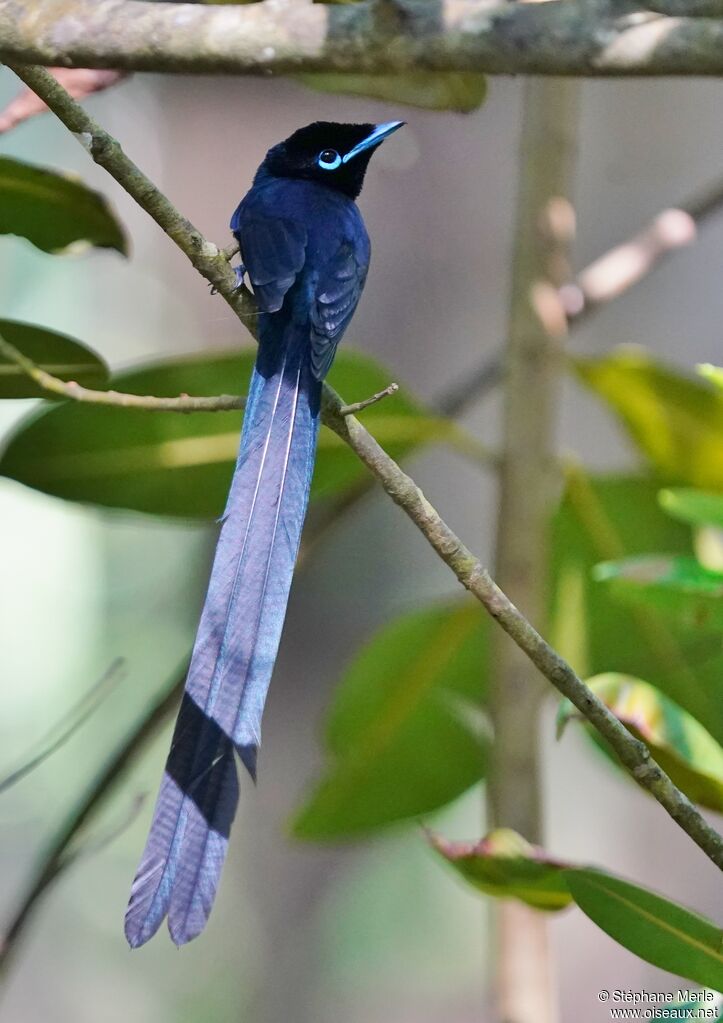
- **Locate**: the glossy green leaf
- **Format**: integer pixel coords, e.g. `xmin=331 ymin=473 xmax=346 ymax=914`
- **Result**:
xmin=0 ymin=348 xmax=452 ymax=519
xmin=434 ymin=830 xmax=723 ymax=985
xmin=432 ymin=828 xmax=573 ymax=911
xmin=660 ymin=489 xmax=723 ymax=531
xmin=0 ymin=156 xmax=127 ymax=255
xmin=297 ymin=72 xmax=487 ymax=113
xmin=595 ymin=556 xmax=723 ymax=631
xmin=293 ymin=601 xmax=488 ymax=839
xmin=558 ymin=674 xmax=723 ymax=813
xmin=550 ymin=472 xmax=723 ymax=747
xmin=565 ymin=870 xmax=723 ymax=991
xmin=572 ymin=347 xmax=723 ymax=488
xmin=0 ymin=319 xmax=109 ymax=398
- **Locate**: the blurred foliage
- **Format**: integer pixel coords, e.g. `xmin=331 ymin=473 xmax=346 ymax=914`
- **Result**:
xmin=558 ymin=673 xmax=723 ymax=814
xmin=435 ymin=831 xmax=723 ymax=989
xmin=0 ymin=348 xmax=457 ymax=518
xmin=660 ymin=488 xmax=723 ymax=530
xmin=549 ymin=472 xmax=723 ymax=747
xmin=431 ymin=828 xmax=573 ymax=911
xmin=699 ymin=362 xmax=723 ymax=391
xmin=293 ymin=602 xmax=487 ymax=838
xmin=297 ymin=72 xmax=487 ymax=113
xmin=595 ymin=554 xmax=723 ymax=631
xmin=573 ymin=347 xmax=723 ymax=488
xmin=0 ymin=156 xmax=127 ymax=255
xmin=0 ymin=320 xmax=108 ymax=397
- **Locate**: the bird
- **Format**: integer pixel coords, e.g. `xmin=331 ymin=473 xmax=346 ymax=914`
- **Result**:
xmin=124 ymin=120 xmax=404 ymax=948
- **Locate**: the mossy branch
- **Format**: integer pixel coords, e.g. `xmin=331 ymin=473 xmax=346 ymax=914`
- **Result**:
xmin=3 ymin=0 xmax=723 ymax=76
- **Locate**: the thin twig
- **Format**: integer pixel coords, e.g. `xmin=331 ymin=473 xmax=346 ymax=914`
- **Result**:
xmin=562 ymin=175 xmax=723 ymax=320
xmin=0 ymin=330 xmax=245 ymax=412
xmin=437 ymin=169 xmax=723 ymax=416
xmin=221 ymin=241 xmax=240 ymax=262
xmin=339 ymin=382 xmax=398 ymax=416
xmin=0 ymin=664 xmax=185 ymax=975
xmin=0 ymin=659 xmax=125 ymax=796
xmin=11 ymin=63 xmax=723 ymax=881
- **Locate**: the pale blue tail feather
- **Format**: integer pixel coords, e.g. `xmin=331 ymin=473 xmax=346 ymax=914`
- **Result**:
xmin=125 ymin=325 xmax=320 ymax=947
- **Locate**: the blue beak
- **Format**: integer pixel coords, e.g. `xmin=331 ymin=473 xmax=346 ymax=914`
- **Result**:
xmin=342 ymin=121 xmax=405 ymax=164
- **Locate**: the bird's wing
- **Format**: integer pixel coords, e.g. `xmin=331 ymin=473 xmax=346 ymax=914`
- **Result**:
xmin=233 ymin=209 xmax=308 ymax=313
xmin=310 ymin=241 xmax=368 ymax=380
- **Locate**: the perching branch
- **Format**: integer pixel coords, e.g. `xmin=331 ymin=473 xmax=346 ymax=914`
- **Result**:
xmin=0 ymin=68 xmax=125 ymax=134
xmin=5 ymin=63 xmax=257 ymax=331
xmin=0 ymin=328 xmax=398 ymax=417
xmin=4 ymin=0 xmax=723 ymax=77
xmin=12 ymin=63 xmax=723 ymax=879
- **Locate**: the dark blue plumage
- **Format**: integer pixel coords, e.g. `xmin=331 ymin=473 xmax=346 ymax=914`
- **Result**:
xmin=125 ymin=120 xmax=403 ymax=947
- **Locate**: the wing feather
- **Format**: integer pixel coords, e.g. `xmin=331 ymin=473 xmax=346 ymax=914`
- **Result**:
xmin=310 ymin=242 xmax=367 ymax=379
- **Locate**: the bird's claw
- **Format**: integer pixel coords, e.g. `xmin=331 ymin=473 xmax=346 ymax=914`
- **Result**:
xmin=208 ymin=263 xmax=246 ymax=297
xmin=232 ymin=264 xmax=246 ymax=292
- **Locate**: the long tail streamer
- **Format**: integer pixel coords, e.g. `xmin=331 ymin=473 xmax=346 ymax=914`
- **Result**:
xmin=125 ymin=325 xmax=320 ymax=947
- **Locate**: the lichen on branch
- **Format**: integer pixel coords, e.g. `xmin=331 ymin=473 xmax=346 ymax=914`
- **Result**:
xmin=3 ymin=0 xmax=723 ymax=77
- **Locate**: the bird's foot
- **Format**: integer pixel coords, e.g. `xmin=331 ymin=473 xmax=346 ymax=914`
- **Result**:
xmin=208 ymin=264 xmax=245 ymax=297
xmin=232 ymin=264 xmax=246 ymax=292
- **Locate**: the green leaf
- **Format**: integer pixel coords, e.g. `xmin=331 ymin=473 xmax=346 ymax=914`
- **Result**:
xmin=0 ymin=348 xmax=451 ymax=519
xmin=0 ymin=156 xmax=127 ymax=255
xmin=572 ymin=347 xmax=723 ymax=488
xmin=558 ymin=674 xmax=723 ymax=813
xmin=660 ymin=489 xmax=723 ymax=531
xmin=431 ymin=830 xmax=723 ymax=986
xmin=292 ymin=601 xmax=487 ymax=839
xmin=431 ymin=828 xmax=573 ymax=911
xmin=296 ymin=71 xmax=487 ymax=113
xmin=594 ymin=556 xmax=723 ymax=631
xmin=549 ymin=472 xmax=723 ymax=747
xmin=565 ymin=870 xmax=723 ymax=991
xmin=0 ymin=319 xmax=109 ymax=398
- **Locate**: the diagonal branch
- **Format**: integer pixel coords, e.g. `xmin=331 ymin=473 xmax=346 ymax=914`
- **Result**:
xmin=11 ymin=62 xmax=723 ymax=879
xmin=3 ymin=0 xmax=723 ymax=76
xmin=0 ymin=330 xmax=246 ymax=412
xmin=320 ymin=388 xmax=723 ymax=871
xmin=4 ymin=63 xmax=257 ymax=331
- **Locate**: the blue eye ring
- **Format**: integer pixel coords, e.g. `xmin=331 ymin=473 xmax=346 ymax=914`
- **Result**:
xmin=317 ymin=149 xmax=342 ymax=171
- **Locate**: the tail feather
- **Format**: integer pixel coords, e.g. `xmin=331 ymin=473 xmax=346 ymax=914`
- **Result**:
xmin=125 ymin=324 xmax=319 ymax=947
xmin=124 ymin=694 xmax=239 ymax=947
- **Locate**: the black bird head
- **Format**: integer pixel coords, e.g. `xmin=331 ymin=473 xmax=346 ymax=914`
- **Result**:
xmin=259 ymin=121 xmax=404 ymax=199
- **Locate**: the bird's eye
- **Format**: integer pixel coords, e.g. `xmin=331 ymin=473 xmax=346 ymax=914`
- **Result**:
xmin=317 ymin=149 xmax=342 ymax=171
